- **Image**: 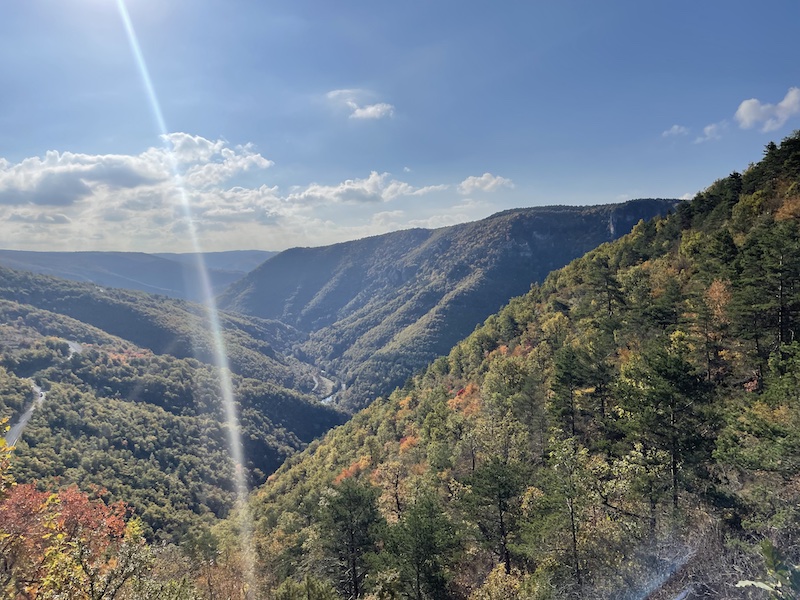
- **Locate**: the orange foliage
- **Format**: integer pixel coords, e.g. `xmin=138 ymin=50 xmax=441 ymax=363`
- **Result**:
xmin=775 ymin=192 xmax=800 ymax=221
xmin=398 ymin=435 xmax=419 ymax=454
xmin=334 ymin=455 xmax=372 ymax=483
xmin=0 ymin=483 xmax=135 ymax=598
xmin=396 ymin=395 xmax=414 ymax=420
xmin=447 ymin=382 xmax=482 ymax=416
xmin=705 ymin=279 xmax=731 ymax=324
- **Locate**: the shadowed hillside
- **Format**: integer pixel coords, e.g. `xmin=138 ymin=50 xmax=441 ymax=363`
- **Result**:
xmin=220 ymin=199 xmax=677 ymax=410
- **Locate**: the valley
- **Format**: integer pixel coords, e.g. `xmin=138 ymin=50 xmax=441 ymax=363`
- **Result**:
xmin=2 ymin=133 xmax=800 ymax=598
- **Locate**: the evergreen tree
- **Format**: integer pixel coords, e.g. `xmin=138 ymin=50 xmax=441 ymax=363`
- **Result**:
xmin=619 ymin=336 xmax=714 ymax=510
xmin=462 ymin=457 xmax=526 ymax=575
xmin=318 ymin=478 xmax=385 ymax=599
xmin=389 ymin=489 xmax=459 ymax=600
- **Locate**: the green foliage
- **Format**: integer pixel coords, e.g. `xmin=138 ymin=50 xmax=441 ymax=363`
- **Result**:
xmin=2 ymin=336 xmax=345 ymax=542
xmin=219 ymin=200 xmax=676 ymax=410
xmin=317 ymin=478 xmax=385 ymax=599
xmin=0 ymin=266 xmax=316 ymax=389
xmin=387 ymin=489 xmax=459 ymax=599
xmin=246 ymin=133 xmax=800 ymax=599
xmin=274 ymin=576 xmax=340 ymax=600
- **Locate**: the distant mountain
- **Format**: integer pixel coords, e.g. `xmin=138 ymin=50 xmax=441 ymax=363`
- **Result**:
xmin=219 ymin=199 xmax=677 ymax=410
xmin=0 ymin=249 xmax=275 ymax=301
xmin=153 ymin=250 xmax=277 ymax=273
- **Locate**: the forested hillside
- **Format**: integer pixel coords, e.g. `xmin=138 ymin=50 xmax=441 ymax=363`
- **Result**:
xmin=237 ymin=133 xmax=800 ymax=599
xmin=0 ymin=266 xmax=316 ymax=389
xmin=4 ymin=133 xmax=800 ymax=597
xmin=220 ymin=199 xmax=676 ymax=410
xmin=0 ymin=280 xmax=346 ymax=544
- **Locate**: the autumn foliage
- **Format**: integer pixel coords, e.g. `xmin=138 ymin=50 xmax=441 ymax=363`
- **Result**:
xmin=0 ymin=482 xmax=148 ymax=599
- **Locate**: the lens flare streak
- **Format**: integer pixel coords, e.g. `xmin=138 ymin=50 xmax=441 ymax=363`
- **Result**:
xmin=115 ymin=0 xmax=257 ymax=595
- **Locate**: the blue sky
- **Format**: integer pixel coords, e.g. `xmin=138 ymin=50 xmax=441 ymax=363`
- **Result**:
xmin=1 ymin=0 xmax=799 ymax=252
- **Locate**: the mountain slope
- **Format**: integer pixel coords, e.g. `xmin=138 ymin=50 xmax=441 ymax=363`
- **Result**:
xmin=242 ymin=133 xmax=800 ymax=598
xmin=0 ymin=298 xmax=344 ymax=541
xmin=220 ymin=199 xmax=677 ymax=409
xmin=0 ymin=265 xmax=318 ymax=391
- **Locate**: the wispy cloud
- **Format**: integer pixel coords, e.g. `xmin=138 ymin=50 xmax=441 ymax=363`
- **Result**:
xmin=458 ymin=173 xmax=514 ymax=195
xmin=694 ymin=121 xmax=726 ymax=144
xmin=662 ymin=124 xmax=689 ymax=137
xmin=735 ymin=87 xmax=800 ymax=132
xmin=326 ymin=89 xmax=395 ymax=120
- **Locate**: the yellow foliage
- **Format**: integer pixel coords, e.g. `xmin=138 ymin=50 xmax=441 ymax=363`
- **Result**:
xmin=775 ymin=194 xmax=800 ymax=221
xmin=469 ymin=565 xmax=524 ymax=600
xmin=751 ymin=401 xmax=791 ymax=426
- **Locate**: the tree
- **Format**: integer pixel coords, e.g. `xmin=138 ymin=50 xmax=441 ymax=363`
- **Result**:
xmin=274 ymin=575 xmax=340 ymax=600
xmin=551 ymin=345 xmax=590 ymax=438
xmin=462 ymin=457 xmax=525 ymax=575
xmin=318 ymin=478 xmax=385 ymax=599
xmin=733 ymin=219 xmax=800 ymax=365
xmin=0 ymin=483 xmax=152 ymax=599
xmin=618 ymin=335 xmax=714 ymax=511
xmin=389 ymin=489 xmax=458 ymax=600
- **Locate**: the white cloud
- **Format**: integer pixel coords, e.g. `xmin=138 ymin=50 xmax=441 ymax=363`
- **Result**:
xmin=408 ymin=213 xmax=471 ymax=229
xmin=8 ymin=211 xmax=71 ymax=224
xmin=326 ymin=89 xmax=395 ymax=120
xmin=680 ymin=192 xmax=694 ymax=201
xmin=458 ymin=173 xmax=514 ymax=195
xmin=370 ymin=210 xmax=405 ymax=229
xmin=662 ymin=124 xmax=689 ymax=137
xmin=351 ymin=103 xmax=395 ymax=120
xmin=735 ymin=87 xmax=800 ymax=132
xmin=0 ymin=135 xmax=471 ymax=251
xmin=694 ymin=121 xmax=726 ymax=144
xmin=287 ymin=171 xmax=446 ymax=205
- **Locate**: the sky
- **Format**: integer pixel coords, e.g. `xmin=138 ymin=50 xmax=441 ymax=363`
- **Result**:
xmin=1 ymin=0 xmax=799 ymax=252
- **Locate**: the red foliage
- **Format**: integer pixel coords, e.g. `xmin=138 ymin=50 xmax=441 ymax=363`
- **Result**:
xmin=56 ymin=485 xmax=128 ymax=547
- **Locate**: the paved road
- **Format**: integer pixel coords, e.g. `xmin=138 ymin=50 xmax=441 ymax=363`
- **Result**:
xmin=4 ymin=383 xmax=45 ymax=447
xmin=3 ymin=339 xmax=80 ymax=447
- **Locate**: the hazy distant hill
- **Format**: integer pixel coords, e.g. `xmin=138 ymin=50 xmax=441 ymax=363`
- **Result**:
xmin=153 ymin=250 xmax=277 ymax=274
xmin=0 ymin=249 xmax=275 ymax=301
xmin=219 ymin=199 xmax=677 ymax=409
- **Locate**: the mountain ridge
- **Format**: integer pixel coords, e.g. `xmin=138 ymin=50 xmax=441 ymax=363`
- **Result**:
xmin=0 ymin=249 xmax=276 ymax=302
xmin=220 ymin=198 xmax=678 ymax=409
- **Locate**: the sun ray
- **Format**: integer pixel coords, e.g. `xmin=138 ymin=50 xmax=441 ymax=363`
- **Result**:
xmin=114 ymin=0 xmax=257 ymax=595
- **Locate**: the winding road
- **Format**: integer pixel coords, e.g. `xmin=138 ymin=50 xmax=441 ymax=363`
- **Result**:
xmin=3 ymin=340 xmax=81 ymax=447
xmin=4 ymin=383 xmax=45 ymax=446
